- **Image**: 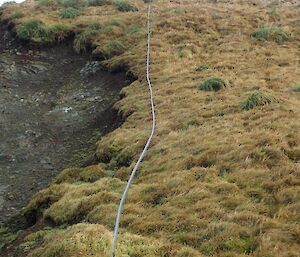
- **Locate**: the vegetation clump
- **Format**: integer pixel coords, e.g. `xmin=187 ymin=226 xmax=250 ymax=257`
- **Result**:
xmin=73 ymin=23 xmax=101 ymax=53
xmin=17 ymin=20 xmax=70 ymax=43
xmin=126 ymin=24 xmax=140 ymax=34
xmin=102 ymin=39 xmax=125 ymax=58
xmin=17 ymin=20 xmax=49 ymax=41
xmin=59 ymin=7 xmax=81 ymax=19
xmin=55 ymin=165 xmax=108 ymax=183
xmin=251 ymin=26 xmax=290 ymax=42
xmin=62 ymin=0 xmax=82 ymax=8
xmin=292 ymin=85 xmax=300 ymax=92
xmin=48 ymin=23 xmax=70 ymax=41
xmin=0 ymin=228 xmax=18 ymax=251
xmin=241 ymin=90 xmax=276 ymax=110
xmin=87 ymin=0 xmax=110 ymax=6
xmin=195 ymin=64 xmax=210 ymax=72
xmin=113 ymin=0 xmax=138 ymax=12
xmin=196 ymin=77 xmax=226 ymax=91
xmin=9 ymin=11 xmax=24 ymax=20
xmin=73 ymin=32 xmax=91 ymax=53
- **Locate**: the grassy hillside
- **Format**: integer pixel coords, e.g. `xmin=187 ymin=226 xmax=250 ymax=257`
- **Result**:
xmin=1 ymin=0 xmax=300 ymax=256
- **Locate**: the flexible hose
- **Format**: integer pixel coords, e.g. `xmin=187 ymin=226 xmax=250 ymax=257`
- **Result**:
xmin=110 ymin=2 xmax=155 ymax=256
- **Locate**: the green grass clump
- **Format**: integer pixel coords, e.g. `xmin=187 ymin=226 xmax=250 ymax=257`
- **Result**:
xmin=177 ymin=49 xmax=186 ymax=58
xmin=10 ymin=11 xmax=24 ymax=20
xmin=17 ymin=20 xmax=70 ymax=43
xmin=59 ymin=7 xmax=81 ymax=19
xmin=88 ymin=22 xmax=102 ymax=31
xmin=126 ymin=24 xmax=140 ymax=34
xmin=251 ymin=26 xmax=290 ymax=43
xmin=73 ymin=23 xmax=101 ymax=53
xmin=73 ymin=32 xmax=90 ymax=53
xmin=55 ymin=166 xmax=109 ymax=183
xmin=48 ymin=24 xmax=70 ymax=41
xmin=195 ymin=64 xmax=210 ymax=72
xmin=87 ymin=0 xmax=110 ymax=6
xmin=241 ymin=90 xmax=276 ymax=110
xmin=34 ymin=0 xmax=53 ymax=5
xmin=62 ymin=0 xmax=82 ymax=7
xmin=0 ymin=227 xmax=18 ymax=250
xmin=269 ymin=7 xmax=279 ymax=18
xmin=223 ymin=237 xmax=257 ymax=254
xmin=196 ymin=77 xmax=226 ymax=91
xmin=102 ymin=39 xmax=125 ymax=58
xmin=292 ymin=85 xmax=300 ymax=92
xmin=17 ymin=20 xmax=49 ymax=42
xmin=113 ymin=0 xmax=138 ymax=12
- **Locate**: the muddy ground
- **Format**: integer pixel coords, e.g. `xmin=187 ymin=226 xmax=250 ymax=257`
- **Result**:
xmin=0 ymin=23 xmax=129 ymax=225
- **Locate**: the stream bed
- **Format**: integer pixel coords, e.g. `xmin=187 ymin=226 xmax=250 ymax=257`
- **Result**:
xmin=0 ymin=23 xmax=128 ymax=225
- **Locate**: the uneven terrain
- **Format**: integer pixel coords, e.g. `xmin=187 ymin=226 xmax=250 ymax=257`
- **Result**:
xmin=0 ymin=0 xmax=300 ymax=256
xmin=0 ymin=15 xmax=129 ymax=230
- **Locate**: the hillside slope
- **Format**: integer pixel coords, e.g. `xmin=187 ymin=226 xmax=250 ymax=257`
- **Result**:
xmin=1 ymin=0 xmax=300 ymax=256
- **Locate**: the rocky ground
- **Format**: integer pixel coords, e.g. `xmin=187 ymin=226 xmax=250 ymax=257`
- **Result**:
xmin=0 ymin=23 xmax=128 ymax=225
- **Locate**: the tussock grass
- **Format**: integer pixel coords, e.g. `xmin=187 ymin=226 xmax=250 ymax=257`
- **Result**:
xmin=17 ymin=20 xmax=70 ymax=43
xmin=195 ymin=64 xmax=210 ymax=72
xmin=88 ymin=21 xmax=101 ymax=30
xmin=2 ymin=1 xmax=300 ymax=256
xmin=251 ymin=26 xmax=290 ymax=42
xmin=55 ymin=165 xmax=109 ymax=183
xmin=23 ymin=223 xmax=202 ymax=257
xmin=126 ymin=24 xmax=140 ymax=34
xmin=48 ymin=23 xmax=70 ymax=41
xmin=59 ymin=7 xmax=81 ymax=19
xmin=241 ymin=90 xmax=276 ymax=110
xmin=113 ymin=0 xmax=138 ymax=12
xmin=196 ymin=77 xmax=226 ymax=92
xmin=73 ymin=22 xmax=102 ymax=52
xmin=17 ymin=20 xmax=49 ymax=41
xmin=87 ymin=0 xmax=110 ymax=6
xmin=73 ymin=32 xmax=90 ymax=52
xmin=292 ymin=84 xmax=300 ymax=92
xmin=101 ymin=39 xmax=125 ymax=58
xmin=62 ymin=0 xmax=83 ymax=8
xmin=0 ymin=228 xmax=18 ymax=251
xmin=9 ymin=11 xmax=24 ymax=20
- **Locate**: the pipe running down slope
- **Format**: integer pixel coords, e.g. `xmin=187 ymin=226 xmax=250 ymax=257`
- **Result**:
xmin=110 ymin=2 xmax=155 ymax=256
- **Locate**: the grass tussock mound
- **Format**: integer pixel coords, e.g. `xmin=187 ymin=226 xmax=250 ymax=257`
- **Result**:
xmin=241 ymin=90 xmax=277 ymax=110
xmin=17 ymin=20 xmax=70 ymax=43
xmin=251 ymin=26 xmax=290 ymax=43
xmin=23 ymin=224 xmax=202 ymax=257
xmin=1 ymin=0 xmax=300 ymax=256
xmin=55 ymin=165 xmax=109 ymax=183
xmin=292 ymin=85 xmax=300 ymax=92
xmin=87 ymin=0 xmax=111 ymax=6
xmin=196 ymin=77 xmax=226 ymax=92
xmin=59 ymin=7 xmax=81 ymax=19
xmin=113 ymin=0 xmax=138 ymax=12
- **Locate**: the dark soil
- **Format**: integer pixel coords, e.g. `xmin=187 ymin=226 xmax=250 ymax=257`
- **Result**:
xmin=0 ymin=21 xmax=129 ymax=228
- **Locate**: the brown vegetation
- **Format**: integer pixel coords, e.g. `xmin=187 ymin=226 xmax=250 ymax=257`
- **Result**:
xmin=1 ymin=0 xmax=300 ymax=256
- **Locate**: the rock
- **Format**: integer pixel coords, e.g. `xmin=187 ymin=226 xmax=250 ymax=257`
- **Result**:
xmin=63 ymin=107 xmax=73 ymax=113
xmin=80 ymin=61 xmax=102 ymax=77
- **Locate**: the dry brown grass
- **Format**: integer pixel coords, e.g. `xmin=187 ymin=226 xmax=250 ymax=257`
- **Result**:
xmin=1 ymin=0 xmax=300 ymax=256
